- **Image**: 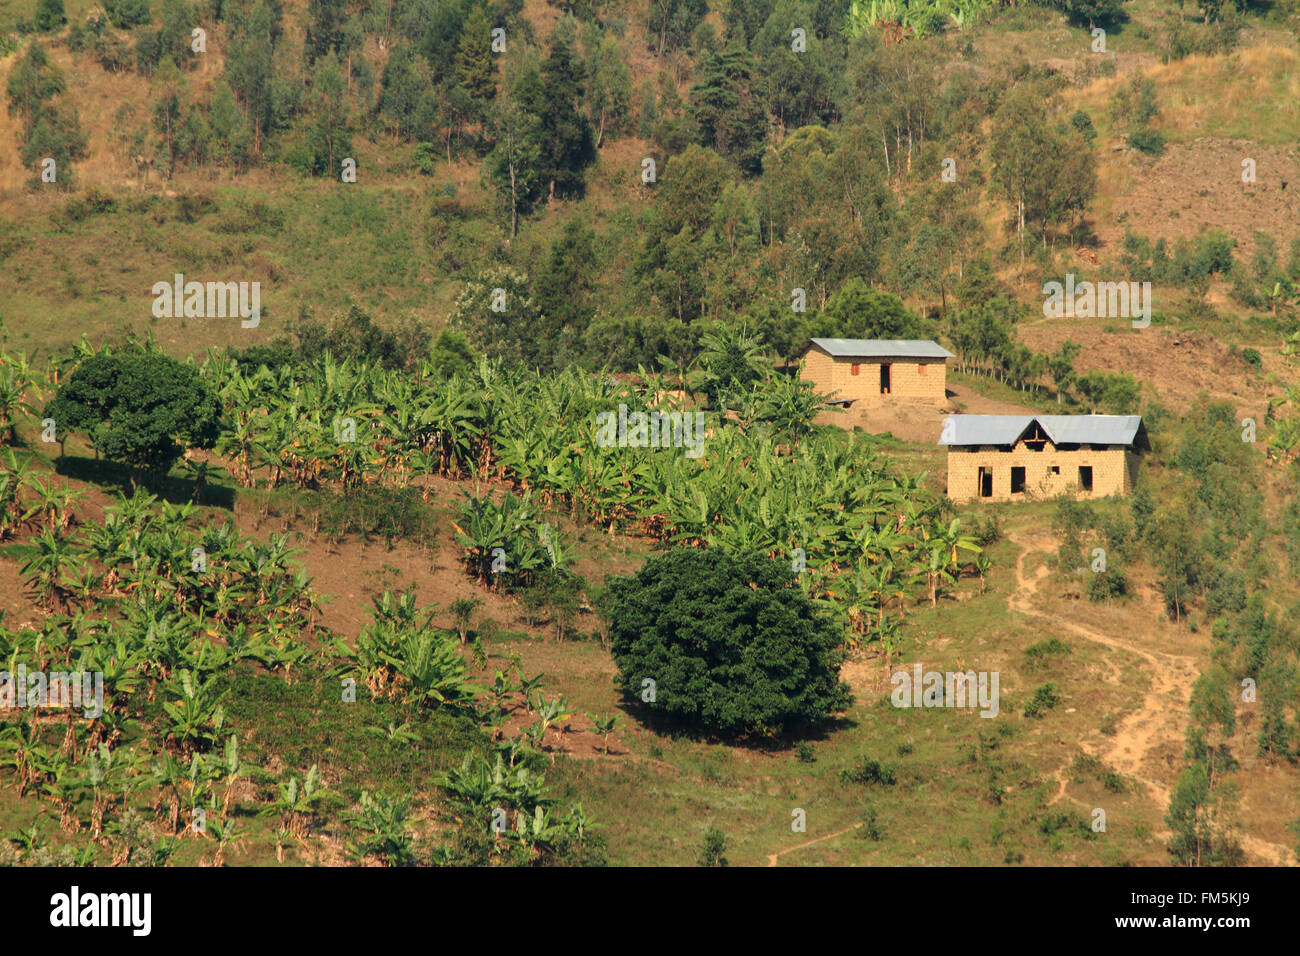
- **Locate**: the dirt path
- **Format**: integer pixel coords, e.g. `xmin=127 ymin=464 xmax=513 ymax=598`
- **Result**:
xmin=766 ymin=822 xmax=864 ymax=867
xmin=1007 ymin=532 xmax=1293 ymax=864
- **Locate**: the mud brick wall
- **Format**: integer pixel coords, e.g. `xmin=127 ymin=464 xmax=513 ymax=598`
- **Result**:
xmin=801 ymin=349 xmax=947 ymax=405
xmin=946 ymin=440 xmax=1135 ymax=503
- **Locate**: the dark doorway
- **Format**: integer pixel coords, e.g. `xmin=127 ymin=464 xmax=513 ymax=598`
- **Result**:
xmin=1079 ymin=466 xmax=1093 ymax=492
xmin=880 ymin=363 xmax=891 ymax=394
xmin=978 ymin=467 xmax=993 ymax=498
xmin=1010 ymin=467 xmax=1026 ymax=495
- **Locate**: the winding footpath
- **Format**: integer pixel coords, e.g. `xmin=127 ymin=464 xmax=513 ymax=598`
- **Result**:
xmin=1008 ymin=531 xmax=1291 ymax=865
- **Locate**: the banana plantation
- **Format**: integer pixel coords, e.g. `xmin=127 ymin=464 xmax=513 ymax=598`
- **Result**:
xmin=195 ymin=346 xmax=982 ymax=641
xmin=0 ymin=337 xmax=982 ymax=865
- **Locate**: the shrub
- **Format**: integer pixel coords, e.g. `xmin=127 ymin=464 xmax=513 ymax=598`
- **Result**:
xmin=858 ymin=805 xmax=883 ymax=841
xmin=1128 ymin=128 xmax=1166 ymax=157
xmin=840 ymin=755 xmax=896 ymax=786
xmin=1023 ymin=682 xmax=1061 ymax=719
xmin=697 ymin=827 xmax=728 ymax=866
xmin=1241 ymin=347 xmax=1262 ymax=368
xmin=104 ymin=0 xmax=151 ymax=28
xmin=1024 ymin=638 xmax=1072 ymax=670
xmin=1087 ymin=566 xmax=1128 ymax=602
xmin=34 ymin=0 xmax=66 ymax=32
xmin=604 ymin=548 xmax=851 ymax=737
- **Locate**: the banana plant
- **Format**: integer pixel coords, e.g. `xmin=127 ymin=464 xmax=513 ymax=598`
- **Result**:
xmin=161 ymin=669 xmax=228 ymax=752
xmin=588 ymin=713 xmax=617 ymax=755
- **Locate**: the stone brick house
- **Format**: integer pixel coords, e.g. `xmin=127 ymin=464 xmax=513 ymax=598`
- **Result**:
xmin=939 ymin=415 xmax=1147 ymax=503
xmin=800 ymin=339 xmax=952 ymax=406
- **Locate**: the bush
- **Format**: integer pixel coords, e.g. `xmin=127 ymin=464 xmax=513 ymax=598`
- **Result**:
xmin=1023 ymin=682 xmax=1061 ymax=719
xmin=1128 ymin=128 xmax=1167 ymax=157
xmin=1024 ymin=638 xmax=1071 ymax=670
xmin=105 ymin=0 xmax=151 ymax=28
xmin=316 ymin=486 xmax=434 ymax=545
xmin=1069 ymin=109 xmax=1097 ymax=143
xmin=697 ymin=827 xmax=728 ymax=866
xmin=840 ymin=755 xmax=896 ymax=786
xmin=604 ymin=548 xmax=851 ymax=737
xmin=1241 ymin=347 xmax=1262 ymax=368
xmin=34 ymin=0 xmax=66 ymax=32
xmin=1087 ymin=566 xmax=1128 ymax=602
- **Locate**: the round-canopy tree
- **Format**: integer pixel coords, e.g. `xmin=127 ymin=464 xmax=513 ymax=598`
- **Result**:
xmin=605 ymin=548 xmax=851 ymax=737
xmin=44 ymin=351 xmax=222 ymax=476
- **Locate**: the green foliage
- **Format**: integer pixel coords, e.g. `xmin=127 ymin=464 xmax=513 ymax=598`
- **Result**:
xmin=1057 ymin=0 xmax=1126 ymax=28
xmin=990 ymin=83 xmax=1096 ymax=243
xmin=293 ymin=304 xmax=429 ymax=370
xmin=605 ymin=548 xmax=851 ymax=737
xmin=45 ymin=350 xmax=223 ymax=475
xmin=816 ymin=281 xmax=933 ymax=340
xmin=1087 ymin=565 xmax=1128 ymax=603
xmin=1024 ymin=638 xmax=1071 ymax=670
xmin=104 ymin=0 xmax=152 ymax=29
xmin=840 ymin=754 xmax=897 ymax=786
xmin=346 ymin=790 xmax=416 ymax=865
xmin=1069 ymin=109 xmax=1097 ymax=143
xmin=689 ymin=45 xmax=768 ymax=175
xmin=34 ymin=0 xmax=66 ymax=32
xmin=1127 ymin=127 xmax=1167 ymax=157
xmin=1023 ymin=683 xmax=1060 ymax=719
xmin=696 ymin=826 xmax=728 ymax=866
xmin=1165 ymin=760 xmax=1243 ymax=866
xmin=648 ymin=0 xmax=707 ymax=55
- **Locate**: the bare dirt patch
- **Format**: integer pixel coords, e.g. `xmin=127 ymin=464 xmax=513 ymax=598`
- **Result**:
xmin=1016 ymin=326 xmax=1286 ymax=418
xmin=1096 ymin=138 xmax=1300 ymax=262
xmin=816 ymin=384 xmax=1038 ymax=443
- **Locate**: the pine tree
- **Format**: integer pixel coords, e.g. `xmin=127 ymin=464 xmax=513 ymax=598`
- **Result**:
xmin=534 ymin=26 xmax=596 ymax=200
xmin=455 ymin=5 xmax=496 ymax=117
xmin=688 ymin=45 xmax=767 ymax=175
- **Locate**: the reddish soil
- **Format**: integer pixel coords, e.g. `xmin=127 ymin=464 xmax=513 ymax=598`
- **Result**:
xmin=1096 ymin=139 xmax=1300 ymax=263
xmin=816 ymin=383 xmax=1038 ymax=443
xmin=1016 ymin=326 xmax=1286 ymax=419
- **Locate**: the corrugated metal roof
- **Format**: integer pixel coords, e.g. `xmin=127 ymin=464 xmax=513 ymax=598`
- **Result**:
xmin=809 ymin=338 xmax=954 ymax=359
xmin=938 ymin=415 xmax=1144 ymax=447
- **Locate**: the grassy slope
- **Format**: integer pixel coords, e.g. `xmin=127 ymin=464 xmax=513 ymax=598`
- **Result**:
xmin=2 ymin=3 xmax=1299 ymax=865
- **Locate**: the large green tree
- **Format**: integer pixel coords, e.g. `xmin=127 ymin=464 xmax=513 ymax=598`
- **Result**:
xmin=689 ymin=45 xmax=767 ymax=175
xmin=526 ymin=25 xmax=597 ymax=200
xmin=605 ymin=548 xmax=851 ymax=737
xmin=45 ymin=352 xmax=223 ymax=476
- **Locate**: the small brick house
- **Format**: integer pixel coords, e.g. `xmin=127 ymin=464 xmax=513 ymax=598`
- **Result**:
xmin=800 ymin=338 xmax=952 ymax=406
xmin=939 ymin=415 xmax=1147 ymax=503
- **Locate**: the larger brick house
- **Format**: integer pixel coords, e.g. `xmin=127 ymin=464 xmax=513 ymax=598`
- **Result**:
xmin=939 ymin=414 xmax=1147 ymax=503
xmin=800 ymin=338 xmax=952 ymax=405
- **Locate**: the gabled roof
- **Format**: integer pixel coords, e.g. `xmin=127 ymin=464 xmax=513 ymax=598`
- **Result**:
xmin=808 ymin=338 xmax=954 ymax=360
xmin=938 ymin=415 xmax=1146 ymax=448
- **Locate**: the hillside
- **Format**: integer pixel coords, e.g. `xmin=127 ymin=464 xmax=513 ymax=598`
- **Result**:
xmin=1 ymin=0 xmax=1299 ymax=874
